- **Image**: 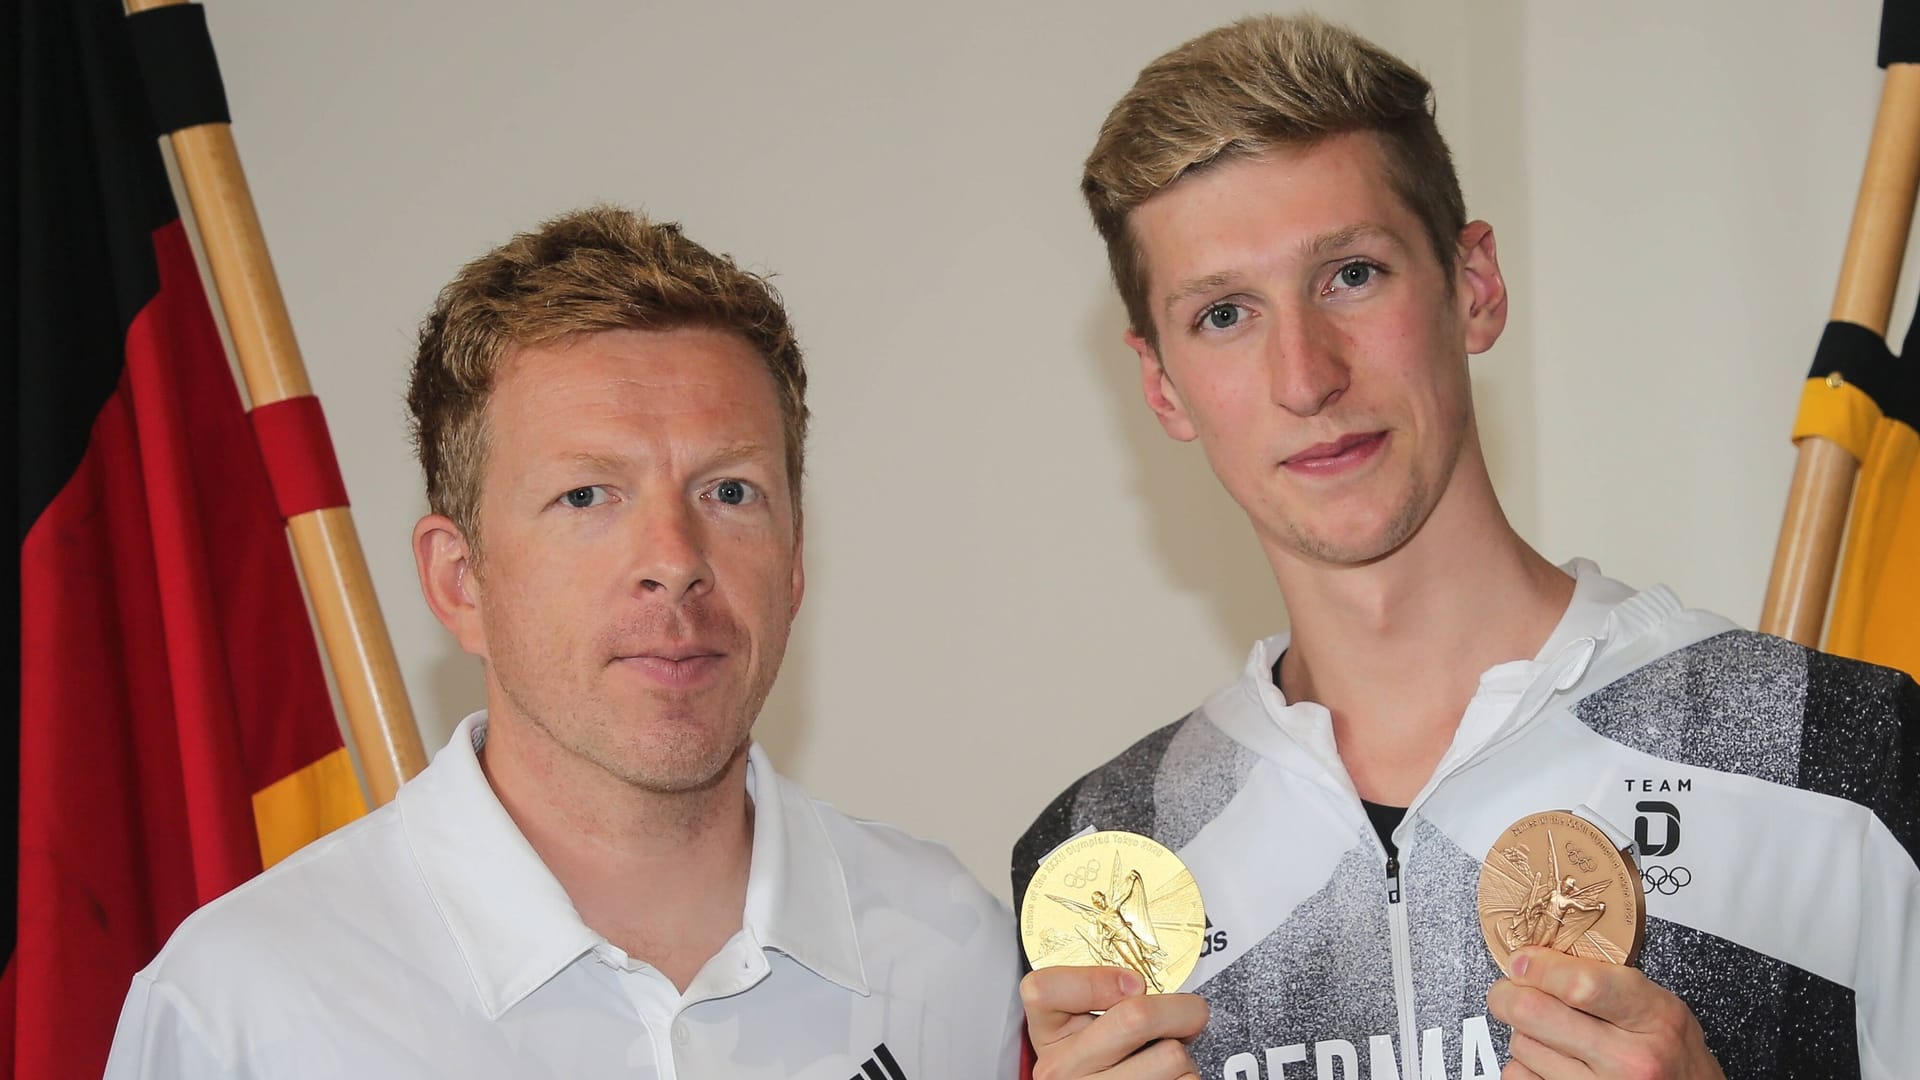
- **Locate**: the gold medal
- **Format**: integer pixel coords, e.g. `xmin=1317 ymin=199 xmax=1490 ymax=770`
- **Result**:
xmin=1020 ymin=830 xmax=1206 ymax=994
xmin=1477 ymin=810 xmax=1645 ymax=977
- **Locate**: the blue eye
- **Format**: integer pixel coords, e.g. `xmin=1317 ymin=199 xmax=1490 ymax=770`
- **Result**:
xmin=1202 ymin=303 xmax=1242 ymax=330
xmin=713 ymin=480 xmax=750 ymax=506
xmin=1335 ymin=263 xmax=1376 ymax=289
xmin=561 ymin=486 xmax=607 ymax=509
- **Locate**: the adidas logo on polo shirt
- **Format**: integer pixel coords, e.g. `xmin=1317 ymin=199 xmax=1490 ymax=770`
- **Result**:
xmin=849 ymin=1043 xmax=907 ymax=1080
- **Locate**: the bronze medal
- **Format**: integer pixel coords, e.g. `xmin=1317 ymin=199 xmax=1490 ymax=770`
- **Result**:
xmin=1020 ymin=830 xmax=1207 ymax=994
xmin=1477 ymin=810 xmax=1645 ymax=976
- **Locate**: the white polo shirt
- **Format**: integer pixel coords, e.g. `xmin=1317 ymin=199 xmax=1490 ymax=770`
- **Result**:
xmin=105 ymin=714 xmax=1022 ymax=1079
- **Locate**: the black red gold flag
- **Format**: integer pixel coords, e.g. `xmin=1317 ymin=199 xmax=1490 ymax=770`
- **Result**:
xmin=6 ymin=2 xmax=365 ymax=1074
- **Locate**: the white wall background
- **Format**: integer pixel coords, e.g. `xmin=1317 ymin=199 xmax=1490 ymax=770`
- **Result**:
xmin=196 ymin=1 xmax=1906 ymax=902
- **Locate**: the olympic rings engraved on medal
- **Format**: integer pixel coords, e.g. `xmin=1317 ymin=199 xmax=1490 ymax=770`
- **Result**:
xmin=1477 ymin=810 xmax=1645 ymax=975
xmin=1061 ymin=860 xmax=1102 ymax=888
xmin=1641 ymin=865 xmax=1691 ymax=895
xmin=1022 ymin=831 xmax=1208 ymax=995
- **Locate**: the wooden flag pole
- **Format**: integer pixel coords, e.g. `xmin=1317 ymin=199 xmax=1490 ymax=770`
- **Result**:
xmin=127 ymin=0 xmax=427 ymax=804
xmin=1761 ymin=63 xmax=1920 ymax=645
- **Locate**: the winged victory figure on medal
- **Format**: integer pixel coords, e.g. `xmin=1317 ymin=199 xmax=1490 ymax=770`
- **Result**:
xmin=1480 ymin=828 xmax=1629 ymax=964
xmin=1046 ymin=853 xmax=1172 ymax=991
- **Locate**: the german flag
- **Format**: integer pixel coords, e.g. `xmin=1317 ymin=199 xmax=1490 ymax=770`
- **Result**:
xmin=5 ymin=2 xmax=365 ymax=1075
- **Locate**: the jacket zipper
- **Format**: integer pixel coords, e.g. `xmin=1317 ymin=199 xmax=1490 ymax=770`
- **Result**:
xmin=1385 ymin=850 xmax=1419 ymax=1077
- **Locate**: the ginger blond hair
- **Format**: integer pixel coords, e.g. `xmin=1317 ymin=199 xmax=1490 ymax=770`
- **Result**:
xmin=407 ymin=206 xmax=808 ymax=553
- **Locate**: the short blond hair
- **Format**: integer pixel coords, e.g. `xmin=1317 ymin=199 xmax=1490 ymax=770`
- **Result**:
xmin=407 ymin=206 xmax=808 ymax=553
xmin=1084 ymin=14 xmax=1466 ymax=343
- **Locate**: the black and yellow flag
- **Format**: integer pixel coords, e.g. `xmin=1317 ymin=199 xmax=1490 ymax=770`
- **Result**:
xmin=1795 ymin=313 xmax=1919 ymax=677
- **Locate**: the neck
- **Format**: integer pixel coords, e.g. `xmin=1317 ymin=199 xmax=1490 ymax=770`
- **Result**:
xmin=1267 ymin=446 xmax=1573 ymax=804
xmin=479 ymin=712 xmax=755 ymax=992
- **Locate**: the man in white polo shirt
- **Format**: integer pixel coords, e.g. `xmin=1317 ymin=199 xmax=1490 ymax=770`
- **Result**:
xmin=105 ymin=206 xmax=1022 ymax=1078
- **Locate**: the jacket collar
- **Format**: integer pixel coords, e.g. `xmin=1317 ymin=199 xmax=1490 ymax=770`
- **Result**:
xmin=1203 ymin=560 xmax=1731 ymax=797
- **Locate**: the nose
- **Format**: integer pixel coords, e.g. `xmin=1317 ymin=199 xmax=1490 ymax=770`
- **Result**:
xmin=1267 ymin=308 xmax=1350 ymax=417
xmin=628 ymin=499 xmax=713 ymax=603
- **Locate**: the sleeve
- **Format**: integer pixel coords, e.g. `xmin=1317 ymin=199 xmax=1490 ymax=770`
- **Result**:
xmin=987 ymin=894 xmax=1027 ymax=1079
xmin=1799 ymin=653 xmax=1920 ymax=859
xmin=1867 ymin=671 xmax=1919 ymax=859
xmin=102 ymin=974 xmax=239 ymax=1080
xmin=999 ymin=977 xmax=1026 ymax=1079
xmin=1854 ymin=672 xmax=1920 ymax=1079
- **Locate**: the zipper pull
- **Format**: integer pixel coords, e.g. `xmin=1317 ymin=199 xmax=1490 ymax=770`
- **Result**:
xmin=1385 ymin=853 xmax=1401 ymax=904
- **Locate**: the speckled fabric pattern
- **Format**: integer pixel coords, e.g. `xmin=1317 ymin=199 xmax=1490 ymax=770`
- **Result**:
xmin=1010 ymin=715 xmax=1185 ymax=920
xmin=1066 ymin=716 xmax=1184 ymax=835
xmin=1801 ymin=649 xmax=1920 ymax=856
xmin=1638 ymin=919 xmax=1859 ymax=1079
xmin=1185 ymin=844 xmax=1399 ymax=1068
xmin=1405 ymin=818 xmax=1511 ymax=1061
xmin=1572 ymin=631 xmax=1807 ymax=787
xmin=1151 ymin=713 xmax=1262 ymax=854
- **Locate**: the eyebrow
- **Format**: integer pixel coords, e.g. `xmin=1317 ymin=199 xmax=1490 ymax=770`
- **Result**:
xmin=1300 ymin=222 xmax=1400 ymax=260
xmin=1161 ymin=271 xmax=1238 ymax=322
xmin=702 ymin=441 xmax=774 ymax=471
xmin=1158 ymin=222 xmax=1405 ymax=323
xmin=551 ymin=448 xmax=630 ymax=474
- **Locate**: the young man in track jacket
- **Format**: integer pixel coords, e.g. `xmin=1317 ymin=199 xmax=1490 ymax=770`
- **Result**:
xmin=1013 ymin=15 xmax=1919 ymax=1080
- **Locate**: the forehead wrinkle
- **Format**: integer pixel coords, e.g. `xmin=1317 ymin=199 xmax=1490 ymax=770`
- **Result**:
xmin=534 ymin=441 xmax=776 ymax=482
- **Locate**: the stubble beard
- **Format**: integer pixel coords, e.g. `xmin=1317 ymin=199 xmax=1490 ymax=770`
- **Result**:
xmin=488 ymin=613 xmax=789 ymax=798
xmin=1280 ymin=474 xmax=1431 ymax=566
xmin=1278 ymin=421 xmax=1468 ymax=567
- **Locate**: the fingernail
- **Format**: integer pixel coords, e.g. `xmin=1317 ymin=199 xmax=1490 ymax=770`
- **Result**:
xmin=1512 ymin=951 xmax=1530 ymax=978
xmin=1120 ymin=970 xmax=1144 ymax=995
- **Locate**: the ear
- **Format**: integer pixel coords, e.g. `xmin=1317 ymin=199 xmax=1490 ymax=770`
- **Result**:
xmin=1126 ymin=329 xmax=1198 ymax=442
xmin=788 ymin=521 xmax=806 ymax=619
xmin=413 ymin=513 xmax=488 ymax=658
xmin=1455 ymin=221 xmax=1509 ymax=355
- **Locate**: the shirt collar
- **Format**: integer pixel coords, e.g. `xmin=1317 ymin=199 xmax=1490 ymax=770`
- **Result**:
xmin=398 ymin=713 xmax=867 ymax=1019
xmin=741 ymin=742 xmax=869 ymax=995
xmin=397 ymin=713 xmax=599 ymax=1019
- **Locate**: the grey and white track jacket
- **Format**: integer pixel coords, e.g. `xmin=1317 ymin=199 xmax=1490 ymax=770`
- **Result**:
xmin=1013 ymin=563 xmax=1919 ymax=1079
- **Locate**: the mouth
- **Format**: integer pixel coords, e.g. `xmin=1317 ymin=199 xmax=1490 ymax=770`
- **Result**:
xmin=613 ymin=648 xmax=727 ymax=689
xmin=1281 ymin=431 xmax=1388 ymax=475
